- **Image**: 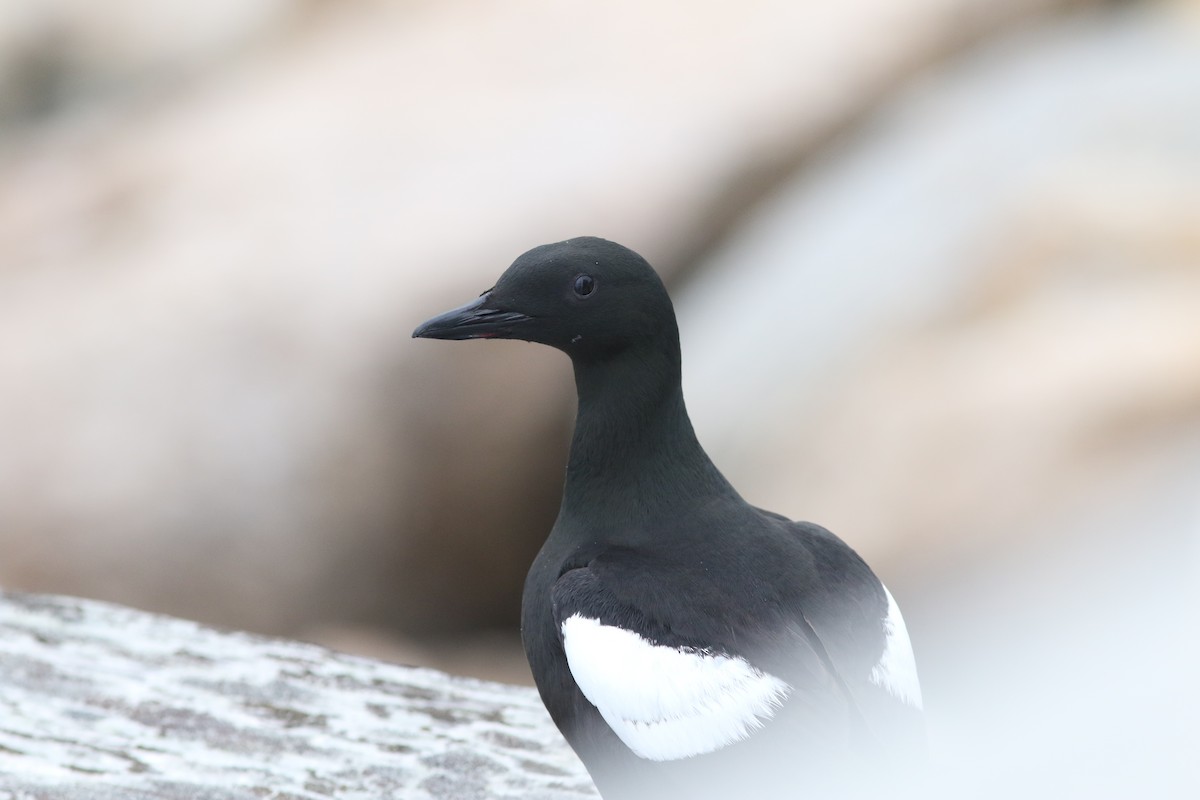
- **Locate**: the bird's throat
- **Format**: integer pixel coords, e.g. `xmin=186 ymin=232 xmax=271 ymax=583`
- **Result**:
xmin=563 ymin=346 xmax=730 ymax=518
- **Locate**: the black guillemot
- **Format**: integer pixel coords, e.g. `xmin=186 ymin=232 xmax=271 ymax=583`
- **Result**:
xmin=413 ymin=237 xmax=924 ymax=799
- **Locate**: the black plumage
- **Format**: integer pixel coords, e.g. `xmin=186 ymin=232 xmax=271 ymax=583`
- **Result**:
xmin=414 ymin=237 xmax=923 ymax=799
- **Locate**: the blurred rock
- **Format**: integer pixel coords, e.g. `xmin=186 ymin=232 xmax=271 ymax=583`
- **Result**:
xmin=677 ymin=3 xmax=1200 ymax=587
xmin=305 ymin=622 xmax=535 ymax=686
xmin=0 ymin=0 xmax=305 ymax=131
xmin=0 ymin=591 xmax=594 ymax=799
xmin=0 ymin=0 xmax=1104 ymax=649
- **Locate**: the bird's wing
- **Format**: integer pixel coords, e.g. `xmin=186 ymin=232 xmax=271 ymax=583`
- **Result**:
xmin=549 ymin=559 xmax=839 ymax=762
xmin=863 ymin=583 xmax=923 ymax=710
xmin=786 ymin=525 xmax=926 ymax=752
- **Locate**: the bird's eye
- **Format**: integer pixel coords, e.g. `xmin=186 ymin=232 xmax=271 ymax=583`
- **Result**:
xmin=573 ymin=275 xmax=596 ymax=297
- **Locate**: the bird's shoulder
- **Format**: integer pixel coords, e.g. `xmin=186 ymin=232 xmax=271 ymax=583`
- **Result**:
xmin=547 ymin=550 xmax=828 ymax=763
xmin=542 ymin=506 xmax=884 ymax=667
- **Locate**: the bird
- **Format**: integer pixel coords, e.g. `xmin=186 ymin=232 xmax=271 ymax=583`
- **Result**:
xmin=412 ymin=237 xmax=924 ymax=799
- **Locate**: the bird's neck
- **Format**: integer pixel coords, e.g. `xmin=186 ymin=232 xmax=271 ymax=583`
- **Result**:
xmin=562 ymin=342 xmax=733 ymax=520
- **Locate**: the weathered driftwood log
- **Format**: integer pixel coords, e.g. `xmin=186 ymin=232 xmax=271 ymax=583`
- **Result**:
xmin=0 ymin=592 xmax=596 ymax=799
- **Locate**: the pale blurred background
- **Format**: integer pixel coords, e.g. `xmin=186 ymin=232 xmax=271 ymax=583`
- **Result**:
xmin=1 ymin=0 xmax=1197 ymax=795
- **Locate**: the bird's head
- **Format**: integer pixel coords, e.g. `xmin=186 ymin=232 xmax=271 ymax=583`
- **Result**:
xmin=412 ymin=237 xmax=676 ymax=362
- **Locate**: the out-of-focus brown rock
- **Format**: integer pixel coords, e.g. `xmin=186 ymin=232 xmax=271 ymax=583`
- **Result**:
xmin=0 ymin=0 xmax=1110 ymax=646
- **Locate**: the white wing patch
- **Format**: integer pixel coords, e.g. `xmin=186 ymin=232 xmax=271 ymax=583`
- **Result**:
xmin=561 ymin=614 xmax=791 ymax=761
xmin=869 ymin=585 xmax=923 ymax=709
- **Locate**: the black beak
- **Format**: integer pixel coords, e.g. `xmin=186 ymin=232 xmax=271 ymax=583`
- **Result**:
xmin=412 ymin=292 xmax=534 ymax=341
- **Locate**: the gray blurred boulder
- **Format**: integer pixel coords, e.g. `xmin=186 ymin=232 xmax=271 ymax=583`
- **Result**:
xmin=677 ymin=4 xmax=1200 ymax=587
xmin=0 ymin=0 xmax=305 ymax=129
xmin=0 ymin=591 xmax=595 ymax=799
xmin=0 ymin=0 xmax=1101 ymax=645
